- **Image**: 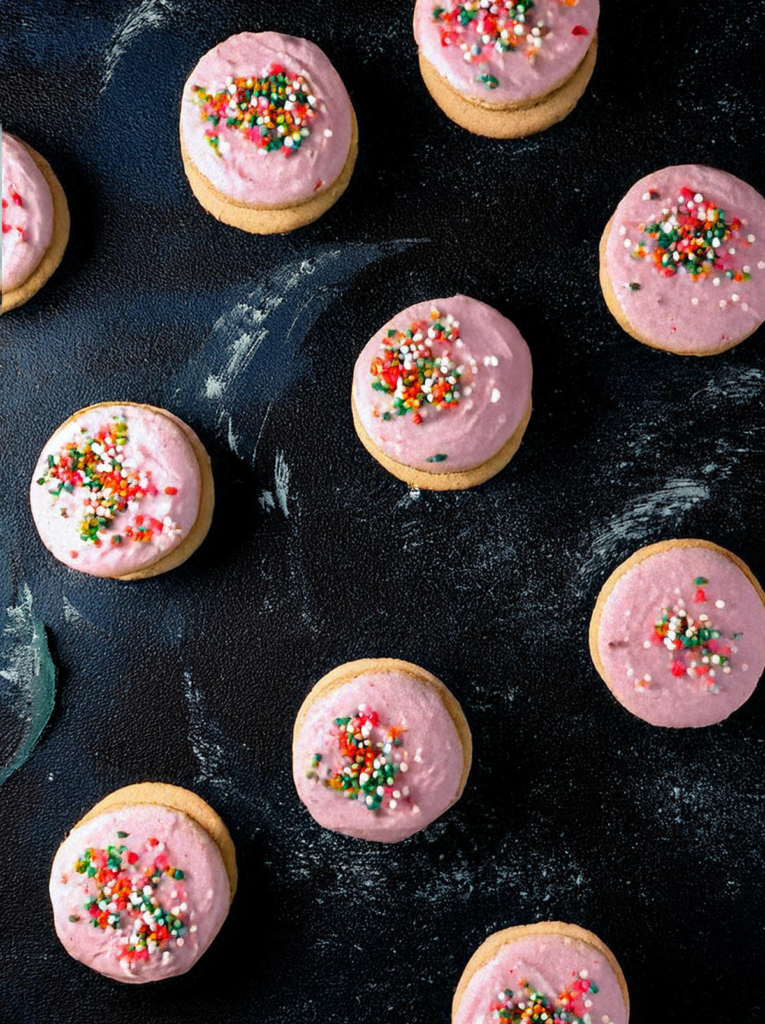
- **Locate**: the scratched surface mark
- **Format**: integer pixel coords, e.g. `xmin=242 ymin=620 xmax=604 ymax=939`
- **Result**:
xmin=1 ymin=1 xmax=765 ymax=1022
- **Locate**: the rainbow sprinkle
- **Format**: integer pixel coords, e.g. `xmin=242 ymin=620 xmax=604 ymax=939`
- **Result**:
xmin=36 ymin=417 xmax=181 ymax=547
xmin=637 ymin=577 xmax=738 ymax=693
xmin=431 ymin=0 xmax=583 ymax=88
xmin=193 ymin=64 xmax=318 ymax=155
xmin=370 ymin=308 xmax=467 ymax=425
xmin=631 ymin=186 xmax=752 ymax=281
xmin=309 ymin=706 xmax=413 ymax=812
xmin=72 ymin=835 xmax=188 ymax=964
xmin=2 ymin=188 xmax=25 ymax=241
xmin=490 ymin=975 xmax=599 ymax=1023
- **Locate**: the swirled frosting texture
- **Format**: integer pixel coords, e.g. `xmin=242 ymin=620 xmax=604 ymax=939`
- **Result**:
xmin=596 ymin=545 xmax=765 ymax=727
xmin=414 ymin=0 xmax=599 ymax=104
xmin=353 ymin=295 xmax=532 ymax=473
xmin=603 ymin=165 xmax=765 ymax=353
xmin=50 ymin=805 xmax=230 ymax=983
xmin=30 ymin=404 xmax=202 ymax=577
xmin=455 ymin=932 xmax=627 ymax=1024
xmin=180 ymin=32 xmax=353 ymax=207
xmin=293 ymin=670 xmax=465 ymax=842
xmin=1 ymin=134 xmax=54 ymax=293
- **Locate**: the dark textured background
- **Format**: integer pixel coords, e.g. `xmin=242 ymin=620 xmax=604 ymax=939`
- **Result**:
xmin=1 ymin=1 xmax=764 ymax=1021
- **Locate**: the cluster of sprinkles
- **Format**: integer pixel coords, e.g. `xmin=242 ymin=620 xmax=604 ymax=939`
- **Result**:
xmin=193 ymin=64 xmax=319 ymax=155
xmin=308 ymin=705 xmax=417 ymax=813
xmin=370 ymin=308 xmax=474 ymax=425
xmin=36 ymin=417 xmax=181 ymax=549
xmin=70 ymin=834 xmax=192 ymax=964
xmin=634 ymin=577 xmax=739 ymax=694
xmin=625 ymin=187 xmax=758 ymax=297
xmin=490 ymin=972 xmax=599 ymax=1022
xmin=431 ymin=0 xmax=586 ymax=90
xmin=1 ymin=187 xmax=24 ymax=241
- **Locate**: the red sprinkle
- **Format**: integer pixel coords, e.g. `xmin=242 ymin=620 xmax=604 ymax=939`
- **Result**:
xmin=572 ymin=24 xmax=588 ymax=35
xmin=164 ymin=486 xmax=177 ymax=495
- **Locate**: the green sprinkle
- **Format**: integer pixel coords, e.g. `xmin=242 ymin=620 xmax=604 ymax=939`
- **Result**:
xmin=426 ymin=453 xmax=448 ymax=462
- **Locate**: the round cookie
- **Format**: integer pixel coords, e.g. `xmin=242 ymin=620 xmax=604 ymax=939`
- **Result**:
xmin=50 ymin=783 xmax=236 ymax=984
xmin=413 ymin=0 xmax=599 ymax=138
xmin=30 ymin=402 xmax=214 ymax=580
xmin=600 ymin=165 xmax=765 ymax=355
xmin=453 ymin=921 xmax=629 ymax=1024
xmin=590 ymin=540 xmax=765 ymax=728
xmin=352 ymin=295 xmax=532 ymax=490
xmin=180 ymin=31 xmax=357 ymax=233
xmin=1 ymin=133 xmax=69 ymax=314
xmin=293 ymin=658 xmax=472 ymax=843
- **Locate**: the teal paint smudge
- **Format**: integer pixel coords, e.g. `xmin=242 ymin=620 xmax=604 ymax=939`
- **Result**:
xmin=0 ymin=585 xmax=56 ymax=786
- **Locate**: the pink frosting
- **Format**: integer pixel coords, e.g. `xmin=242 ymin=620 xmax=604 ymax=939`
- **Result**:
xmin=455 ymin=931 xmax=627 ymax=1024
xmin=414 ymin=0 xmax=599 ymax=104
xmin=30 ymin=404 xmax=202 ymax=578
xmin=293 ymin=670 xmax=465 ymax=843
xmin=180 ymin=32 xmax=353 ymax=207
xmin=1 ymin=133 xmax=54 ymax=293
xmin=49 ymin=804 xmax=230 ymax=983
xmin=603 ymin=165 xmax=765 ymax=354
xmin=596 ymin=545 xmax=765 ymax=728
xmin=353 ymin=295 xmax=532 ymax=473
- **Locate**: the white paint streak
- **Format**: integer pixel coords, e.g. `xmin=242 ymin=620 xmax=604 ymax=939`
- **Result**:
xmin=251 ymin=399 xmax=275 ymax=467
xmin=101 ymin=0 xmax=176 ymax=94
xmin=1 ymin=585 xmax=37 ymax=688
xmin=274 ymin=450 xmax=291 ymax=518
xmin=62 ymin=596 xmax=83 ymax=624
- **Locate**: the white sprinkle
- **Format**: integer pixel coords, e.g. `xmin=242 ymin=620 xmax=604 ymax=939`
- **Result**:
xmin=490 ymin=388 xmax=501 ymax=403
xmin=715 ymin=599 xmax=725 ymax=608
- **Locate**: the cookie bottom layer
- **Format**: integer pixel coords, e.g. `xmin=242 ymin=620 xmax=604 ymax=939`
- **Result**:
xmin=598 ymin=218 xmax=760 ymax=356
xmin=352 ymin=395 xmax=531 ymax=490
xmin=418 ymin=40 xmax=597 ymax=139
xmin=181 ymin=109 xmax=358 ymax=234
xmin=1 ymin=138 xmax=70 ymax=314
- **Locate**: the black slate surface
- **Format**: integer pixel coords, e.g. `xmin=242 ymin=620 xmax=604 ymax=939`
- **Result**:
xmin=1 ymin=1 xmax=765 ymax=1021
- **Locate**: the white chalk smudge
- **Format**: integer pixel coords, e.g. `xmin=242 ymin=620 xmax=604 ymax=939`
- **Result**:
xmin=583 ymin=477 xmax=710 ymax=577
xmin=101 ymin=0 xmax=176 ymax=94
xmin=259 ymin=491 xmax=276 ymax=512
xmin=691 ymin=366 xmax=763 ymax=406
xmin=181 ymin=671 xmax=254 ymax=810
